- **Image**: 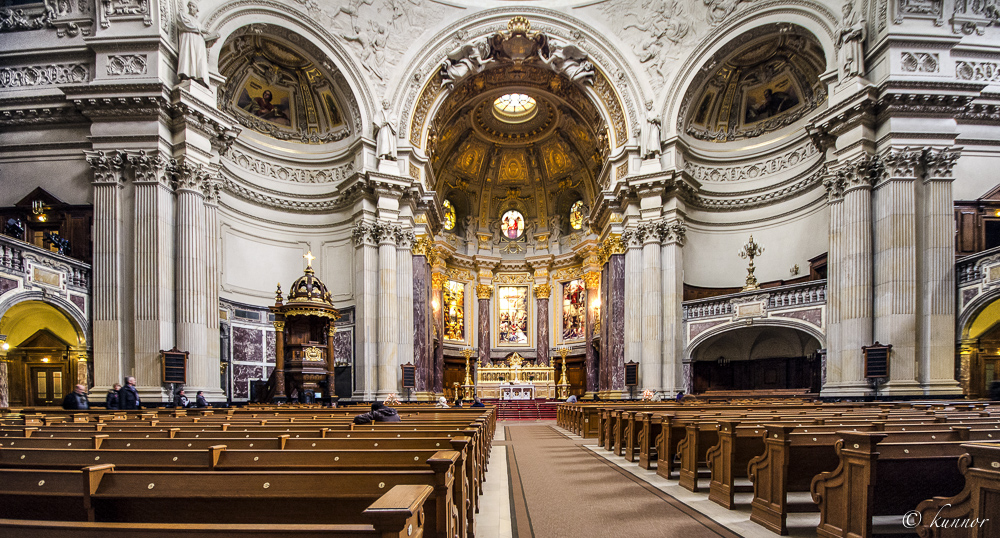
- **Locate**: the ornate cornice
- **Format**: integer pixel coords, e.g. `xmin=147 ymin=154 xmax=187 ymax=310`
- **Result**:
xmin=225 ymin=148 xmax=354 ymax=185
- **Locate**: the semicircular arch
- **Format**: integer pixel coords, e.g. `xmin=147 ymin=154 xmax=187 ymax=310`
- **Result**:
xmin=686 ymin=317 xmax=825 ymax=360
xmin=0 ymin=293 xmax=90 ymax=348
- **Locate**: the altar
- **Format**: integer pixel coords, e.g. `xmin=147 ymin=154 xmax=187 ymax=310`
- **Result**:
xmin=499 ymin=384 xmax=534 ymax=400
xmin=475 ymin=352 xmax=556 ymax=400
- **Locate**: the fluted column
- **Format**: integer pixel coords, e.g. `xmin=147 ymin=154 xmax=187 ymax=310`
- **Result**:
xmin=639 ymin=223 xmax=662 ymax=391
xmin=377 ymin=223 xmax=399 ymax=397
xmin=822 ymin=173 xmax=845 ymax=391
xmin=175 ymin=162 xmax=209 ymax=389
xmin=431 ymin=272 xmax=446 ymax=393
xmin=476 ymin=285 xmax=493 ymax=365
xmin=534 ymin=284 xmax=551 ymax=366
xmin=86 ymin=150 xmax=126 ymax=390
xmin=129 ymin=151 xmax=174 ymax=398
xmin=353 ymin=223 xmax=380 ymax=399
xmin=584 ymin=270 xmax=601 ymax=393
xmin=827 ymin=157 xmax=875 ymax=396
xmin=921 ymin=147 xmax=963 ymax=395
xmin=874 ymin=147 xmax=921 ymax=394
xmin=202 ymin=175 xmax=222 ymax=397
xmin=623 ymin=228 xmax=643 ymax=381
xmin=659 ymin=219 xmax=686 ymax=393
xmin=396 ymin=229 xmax=414 ymax=391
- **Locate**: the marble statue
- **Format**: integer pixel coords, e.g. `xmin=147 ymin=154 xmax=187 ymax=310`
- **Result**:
xmin=176 ymin=1 xmax=217 ymax=87
xmin=440 ymin=37 xmax=493 ymax=89
xmin=837 ymin=1 xmax=866 ymax=81
xmin=464 ymin=215 xmax=477 ymax=244
xmin=548 ymin=215 xmax=562 ymax=243
xmin=538 ymin=36 xmax=594 ymax=85
xmin=643 ymin=101 xmax=662 ymax=159
xmin=375 ymin=100 xmax=397 ymax=161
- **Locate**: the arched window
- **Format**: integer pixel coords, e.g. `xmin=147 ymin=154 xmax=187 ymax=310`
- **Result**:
xmin=442 ymin=200 xmax=456 ymax=231
xmin=570 ymin=200 xmax=584 ymax=230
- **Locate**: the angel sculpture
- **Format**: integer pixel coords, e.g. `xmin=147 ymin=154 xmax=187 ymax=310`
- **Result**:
xmin=464 ymin=215 xmax=478 ymax=244
xmin=537 ymin=36 xmax=594 ymax=85
xmin=440 ymin=37 xmax=493 ymax=90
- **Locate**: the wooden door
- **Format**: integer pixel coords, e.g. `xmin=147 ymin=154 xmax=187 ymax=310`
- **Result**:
xmin=983 ymin=357 xmax=999 ymax=397
xmin=30 ymin=367 xmax=65 ymax=406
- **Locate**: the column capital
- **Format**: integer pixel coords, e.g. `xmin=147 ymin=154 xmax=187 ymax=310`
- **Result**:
xmin=597 ymin=233 xmax=626 ymax=265
xmin=621 ymin=228 xmax=643 ymax=249
xmin=876 ymin=146 xmax=922 ymax=184
xmin=834 ymin=154 xmax=877 ymax=193
xmin=583 ymin=270 xmax=601 ymax=291
xmin=431 ymin=272 xmax=447 ymax=290
xmin=923 ymin=146 xmax=962 ymax=182
xmin=395 ymin=227 xmax=416 ymax=250
xmin=476 ymin=284 xmax=493 ymax=299
xmin=657 ymin=219 xmax=686 ymax=246
xmin=127 ymin=150 xmax=171 ymax=188
xmin=85 ymin=150 xmax=126 ymax=186
xmin=174 ymin=160 xmax=211 ymax=195
xmin=352 ymin=221 xmax=379 ymax=247
xmin=822 ymin=168 xmax=846 ymax=202
xmin=533 ymin=283 xmax=552 ymax=299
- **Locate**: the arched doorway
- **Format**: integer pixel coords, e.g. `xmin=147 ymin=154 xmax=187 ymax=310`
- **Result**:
xmin=959 ymin=296 xmax=1000 ymax=397
xmin=689 ymin=326 xmax=822 ymax=395
xmin=0 ymin=300 xmax=89 ymax=406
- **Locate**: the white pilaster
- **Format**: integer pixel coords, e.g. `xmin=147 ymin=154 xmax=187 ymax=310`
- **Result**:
xmin=660 ymin=220 xmax=685 ymax=393
xmin=378 ymin=223 xmax=399 ymax=397
xmin=175 ymin=162 xmax=209 ymax=390
xmin=640 ymin=223 xmax=662 ymax=391
xmin=396 ymin=229 xmax=415 ymax=391
xmin=623 ymin=228 xmax=643 ymax=377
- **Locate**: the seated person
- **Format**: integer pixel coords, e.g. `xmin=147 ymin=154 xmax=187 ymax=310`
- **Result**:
xmin=471 ymin=396 xmax=485 ymax=408
xmin=174 ymin=389 xmax=190 ymax=408
xmin=195 ymin=390 xmax=209 ymax=408
xmin=566 ymin=394 xmax=578 ymax=403
xmin=353 ymin=402 xmax=401 ymax=424
xmin=436 ymin=396 xmax=450 ymax=408
xmin=454 ymin=398 xmax=464 ymax=408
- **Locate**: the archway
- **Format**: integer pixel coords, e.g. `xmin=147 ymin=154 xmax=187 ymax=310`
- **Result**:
xmin=959 ymin=296 xmax=1000 ymax=397
xmin=688 ymin=325 xmax=822 ymax=395
xmin=0 ymin=300 xmax=89 ymax=406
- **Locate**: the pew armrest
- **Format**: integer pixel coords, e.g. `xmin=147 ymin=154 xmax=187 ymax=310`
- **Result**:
xmin=363 ymin=484 xmax=434 ymax=538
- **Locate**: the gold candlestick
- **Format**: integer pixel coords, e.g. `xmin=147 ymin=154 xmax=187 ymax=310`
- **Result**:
xmin=461 ymin=347 xmax=475 ymax=400
xmin=557 ymin=348 xmax=569 ymax=385
xmin=738 ymin=235 xmax=765 ymax=291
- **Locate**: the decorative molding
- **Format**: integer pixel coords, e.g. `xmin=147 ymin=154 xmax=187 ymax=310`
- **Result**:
xmin=690 ymin=167 xmax=825 ymax=211
xmin=900 ymin=52 xmax=939 ymax=73
xmin=447 ymin=267 xmax=474 ymax=282
xmin=951 ymin=0 xmax=1000 ymax=35
xmin=0 ymin=64 xmax=89 ymax=88
xmin=583 ymin=270 xmax=601 ymax=290
xmin=431 ymin=272 xmax=447 ymax=290
xmin=106 ymin=54 xmax=148 ymax=76
xmin=226 ymin=148 xmax=354 ymax=185
xmin=476 ymin=284 xmax=493 ymax=299
xmin=894 ymin=0 xmax=944 ymax=26
xmin=0 ymin=6 xmax=53 ymax=32
xmin=100 ymin=0 xmax=151 ymax=29
xmin=533 ymin=283 xmax=552 ymax=299
xmin=955 ymin=60 xmax=1000 ymax=82
xmin=685 ymin=141 xmax=819 ymax=183
xmin=494 ymin=273 xmax=533 ymax=285
xmin=552 ymin=266 xmax=583 ymax=281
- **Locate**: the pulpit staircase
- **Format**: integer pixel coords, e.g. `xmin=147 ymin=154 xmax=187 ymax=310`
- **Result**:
xmin=482 ymin=398 xmax=559 ymax=420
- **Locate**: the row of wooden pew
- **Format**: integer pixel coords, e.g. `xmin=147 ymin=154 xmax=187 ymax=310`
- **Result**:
xmin=558 ymin=400 xmax=1000 ymax=538
xmin=0 ymin=405 xmax=497 ymax=538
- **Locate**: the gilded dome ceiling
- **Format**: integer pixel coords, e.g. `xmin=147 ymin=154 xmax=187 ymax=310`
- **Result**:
xmin=428 ymin=65 xmax=607 ymax=236
xmin=217 ymin=25 xmax=359 ymax=145
xmin=681 ymin=24 xmax=827 ymax=144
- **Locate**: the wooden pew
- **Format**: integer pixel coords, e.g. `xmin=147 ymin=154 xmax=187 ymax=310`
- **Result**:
xmin=915 ymin=442 xmax=1000 ymax=538
xmin=677 ymin=422 xmax=718 ymax=492
xmin=811 ymin=432 xmax=969 ymax=538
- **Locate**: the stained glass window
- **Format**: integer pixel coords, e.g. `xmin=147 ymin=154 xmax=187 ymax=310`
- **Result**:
xmin=442 ymin=200 xmax=456 ymax=231
xmin=443 ymin=280 xmax=465 ymax=341
xmin=562 ymin=279 xmax=586 ymax=341
xmin=500 ymin=209 xmax=525 ymax=239
xmin=497 ymin=285 xmax=529 ymax=345
xmin=570 ymin=200 xmax=584 ymax=230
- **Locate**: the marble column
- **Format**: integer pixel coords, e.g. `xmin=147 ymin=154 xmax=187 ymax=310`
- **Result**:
xmin=477 ymin=285 xmax=492 ymax=365
xmin=830 ymin=157 xmax=875 ymax=396
xmin=396 ymin=230 xmax=414 ymax=392
xmin=412 ymin=253 xmax=430 ymax=392
xmin=202 ymin=176 xmax=223 ymax=397
xmin=660 ymin=220 xmax=686 ymax=393
xmin=609 ymin=253 xmax=626 ymax=391
xmin=377 ymin=223 xmax=399 ymax=397
xmin=431 ymin=272 xmax=446 ymax=393
xmin=623 ymin=229 xmax=643 ymax=382
xmin=0 ymin=360 xmax=8 ymax=408
xmin=874 ymin=147 xmax=920 ymax=394
xmin=175 ymin=162 xmax=209 ymax=390
xmin=86 ymin=150 xmax=126 ymax=390
xmin=584 ymin=271 xmax=601 ymax=393
xmin=599 ymin=261 xmax=610 ymax=391
xmin=823 ymin=175 xmax=845 ymax=392
xmin=273 ymin=321 xmax=286 ymax=398
xmin=534 ymin=284 xmax=551 ymax=366
xmin=353 ymin=222 xmax=379 ymax=399
xmin=640 ymin=223 xmax=662 ymax=391
xmin=921 ymin=147 xmax=963 ymax=394
xmin=128 ymin=151 xmax=173 ymax=398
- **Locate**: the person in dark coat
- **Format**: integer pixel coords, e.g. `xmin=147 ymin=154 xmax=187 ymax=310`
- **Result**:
xmin=195 ymin=391 xmax=209 ymax=408
xmin=353 ymin=402 xmax=401 ymax=424
xmin=471 ymin=397 xmax=485 ymax=408
xmin=174 ymin=389 xmax=190 ymax=408
xmin=62 ymin=384 xmax=90 ymax=410
xmin=105 ymin=383 xmax=121 ymax=409
xmin=118 ymin=377 xmax=141 ymax=410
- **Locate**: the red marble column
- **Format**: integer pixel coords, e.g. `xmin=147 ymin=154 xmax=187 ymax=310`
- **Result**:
xmin=477 ymin=285 xmax=492 ymax=365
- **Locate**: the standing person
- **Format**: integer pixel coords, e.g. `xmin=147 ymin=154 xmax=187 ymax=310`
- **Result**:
xmin=174 ymin=389 xmax=190 ymax=408
xmin=195 ymin=391 xmax=209 ymax=408
xmin=118 ymin=377 xmax=141 ymax=410
xmin=105 ymin=383 xmax=121 ymax=409
xmin=62 ymin=384 xmax=89 ymax=410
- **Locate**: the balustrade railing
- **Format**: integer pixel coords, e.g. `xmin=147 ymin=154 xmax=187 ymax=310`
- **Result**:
xmin=956 ymin=246 xmax=1000 ymax=286
xmin=683 ymin=279 xmax=827 ymax=321
xmin=0 ymin=234 xmax=91 ymax=290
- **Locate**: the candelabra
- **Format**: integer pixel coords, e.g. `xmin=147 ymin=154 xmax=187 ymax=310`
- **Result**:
xmin=738 ymin=235 xmax=765 ymax=291
xmin=461 ymin=347 xmax=475 ymax=400
xmin=556 ymin=348 xmax=570 ymax=399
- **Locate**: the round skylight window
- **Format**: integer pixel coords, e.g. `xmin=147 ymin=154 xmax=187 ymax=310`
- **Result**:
xmin=493 ymin=93 xmax=537 ymax=124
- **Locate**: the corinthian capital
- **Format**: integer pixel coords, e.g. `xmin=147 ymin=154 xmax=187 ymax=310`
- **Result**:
xmin=622 ymin=228 xmax=642 ymax=248
xmin=877 ymin=146 xmax=922 ymax=182
xmin=174 ymin=161 xmax=209 ymax=193
xmin=836 ymin=154 xmax=878 ymax=191
xmin=85 ymin=150 xmax=126 ymax=186
xmin=352 ymin=221 xmax=378 ymax=246
xmin=657 ymin=218 xmax=686 ymax=246
xmin=395 ymin=227 xmax=416 ymax=249
xmin=924 ymin=146 xmax=961 ymax=181
xmin=202 ymin=171 xmax=223 ymax=204
xmin=128 ymin=150 xmax=171 ymax=187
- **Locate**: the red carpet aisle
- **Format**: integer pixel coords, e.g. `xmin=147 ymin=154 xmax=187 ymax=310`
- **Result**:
xmin=504 ymin=423 xmax=741 ymax=538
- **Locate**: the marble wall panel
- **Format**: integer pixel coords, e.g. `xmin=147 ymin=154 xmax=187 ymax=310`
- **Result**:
xmin=0 ymin=277 xmax=17 ymax=296
xmin=233 ymin=326 xmax=263 ymax=363
xmin=413 ymin=257 xmax=429 ymax=390
xmin=333 ymin=329 xmax=352 ymax=367
xmin=232 ymin=363 xmax=264 ymax=399
xmin=536 ymin=297 xmax=549 ymax=365
xmin=478 ymin=298 xmax=490 ymax=365
xmin=265 ymin=330 xmax=275 ymax=363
